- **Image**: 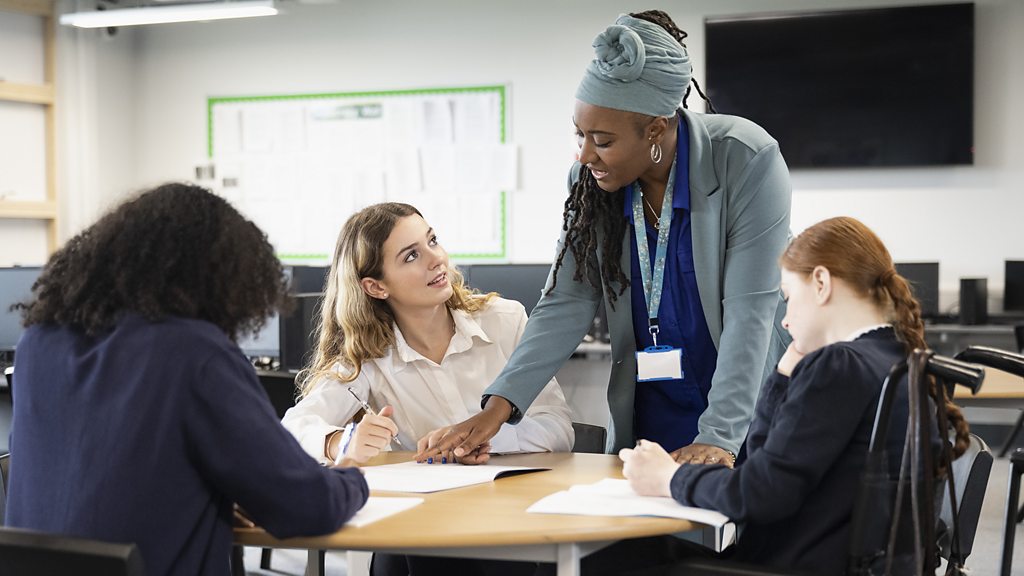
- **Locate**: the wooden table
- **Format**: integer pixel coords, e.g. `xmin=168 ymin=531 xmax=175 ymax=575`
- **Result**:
xmin=234 ymin=452 xmax=710 ymax=576
xmin=954 ymin=367 xmax=1024 ymax=409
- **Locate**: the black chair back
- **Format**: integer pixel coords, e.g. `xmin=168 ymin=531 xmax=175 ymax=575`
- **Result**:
xmin=938 ymin=433 xmax=993 ymax=563
xmin=849 ymin=351 xmax=985 ymax=576
xmin=0 ymin=527 xmax=145 ymax=576
xmin=570 ymin=422 xmax=607 ymax=454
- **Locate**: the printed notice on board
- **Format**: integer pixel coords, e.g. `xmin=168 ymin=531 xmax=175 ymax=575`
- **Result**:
xmin=206 ymin=88 xmax=515 ymax=261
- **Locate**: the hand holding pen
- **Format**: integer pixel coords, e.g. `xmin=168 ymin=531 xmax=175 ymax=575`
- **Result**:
xmin=346 ymin=387 xmax=404 ymax=448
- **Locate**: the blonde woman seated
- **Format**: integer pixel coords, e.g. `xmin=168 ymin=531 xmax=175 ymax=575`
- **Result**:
xmin=283 ymin=202 xmax=574 ymax=467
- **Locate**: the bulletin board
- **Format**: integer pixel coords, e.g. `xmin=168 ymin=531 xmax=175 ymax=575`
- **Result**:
xmin=205 ymin=85 xmax=514 ymax=262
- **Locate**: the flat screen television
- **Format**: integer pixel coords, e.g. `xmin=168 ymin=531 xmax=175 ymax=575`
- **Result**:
xmin=705 ymin=3 xmax=974 ymax=168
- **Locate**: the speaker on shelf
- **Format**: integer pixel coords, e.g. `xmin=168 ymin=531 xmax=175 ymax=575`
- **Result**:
xmin=959 ymin=278 xmax=988 ymax=326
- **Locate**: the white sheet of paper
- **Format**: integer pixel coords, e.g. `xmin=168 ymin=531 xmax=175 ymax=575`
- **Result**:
xmin=527 ymin=478 xmax=730 ymax=527
xmin=346 ymin=497 xmax=423 ymax=528
xmin=362 ymin=461 xmax=549 ymax=493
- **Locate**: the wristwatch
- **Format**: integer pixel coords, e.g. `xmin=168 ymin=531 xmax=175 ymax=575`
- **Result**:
xmin=482 ymin=394 xmax=522 ymax=424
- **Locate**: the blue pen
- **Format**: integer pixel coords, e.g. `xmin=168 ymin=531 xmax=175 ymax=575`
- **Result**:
xmin=346 ymin=387 xmax=404 ymax=448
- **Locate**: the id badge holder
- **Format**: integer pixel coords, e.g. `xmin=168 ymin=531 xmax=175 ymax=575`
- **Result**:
xmin=635 ymin=325 xmax=683 ymax=382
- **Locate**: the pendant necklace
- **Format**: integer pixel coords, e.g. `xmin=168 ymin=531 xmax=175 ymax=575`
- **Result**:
xmin=637 ymin=183 xmax=661 ymax=230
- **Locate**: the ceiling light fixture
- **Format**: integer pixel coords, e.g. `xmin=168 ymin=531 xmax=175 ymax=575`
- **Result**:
xmin=59 ymin=0 xmax=278 ymax=28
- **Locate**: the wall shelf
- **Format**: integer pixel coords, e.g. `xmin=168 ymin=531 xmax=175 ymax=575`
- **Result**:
xmin=0 ymin=0 xmax=59 ymax=255
xmin=0 ymin=200 xmax=57 ymax=219
xmin=0 ymin=81 xmax=54 ymax=105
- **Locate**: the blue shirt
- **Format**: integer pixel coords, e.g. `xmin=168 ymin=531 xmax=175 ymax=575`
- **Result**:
xmin=626 ymin=119 xmax=719 ymax=452
xmin=7 ymin=315 xmax=368 ymax=576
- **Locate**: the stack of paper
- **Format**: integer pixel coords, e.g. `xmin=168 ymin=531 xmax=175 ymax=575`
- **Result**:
xmin=527 ymin=478 xmax=730 ymax=528
xmin=362 ymin=461 xmax=549 ymax=493
xmin=346 ymin=497 xmax=423 ymax=528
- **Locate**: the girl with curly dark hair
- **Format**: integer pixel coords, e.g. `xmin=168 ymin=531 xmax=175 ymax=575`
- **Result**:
xmin=5 ymin=183 xmax=376 ymax=576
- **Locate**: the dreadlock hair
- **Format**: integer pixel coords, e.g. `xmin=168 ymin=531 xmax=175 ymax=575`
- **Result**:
xmin=547 ymin=166 xmax=630 ymax=307
xmin=629 ymin=9 xmax=717 ymax=113
xmin=780 ymin=216 xmax=970 ymax=460
xmin=19 ymin=182 xmax=289 ymax=341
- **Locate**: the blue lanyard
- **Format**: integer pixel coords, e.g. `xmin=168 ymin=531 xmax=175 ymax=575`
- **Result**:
xmin=631 ymin=161 xmax=676 ymax=347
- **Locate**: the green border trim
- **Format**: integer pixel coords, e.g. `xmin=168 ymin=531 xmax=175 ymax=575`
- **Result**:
xmin=207 ymin=85 xmax=509 ymax=260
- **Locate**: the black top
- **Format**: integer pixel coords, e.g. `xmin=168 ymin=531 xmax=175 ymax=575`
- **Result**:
xmin=7 ymin=314 xmax=368 ymax=576
xmin=670 ymin=327 xmax=908 ymax=575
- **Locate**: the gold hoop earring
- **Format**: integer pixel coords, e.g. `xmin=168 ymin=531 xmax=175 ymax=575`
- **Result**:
xmin=650 ymin=142 xmax=663 ymax=164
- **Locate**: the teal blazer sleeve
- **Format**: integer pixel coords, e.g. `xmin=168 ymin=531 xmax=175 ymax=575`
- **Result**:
xmin=483 ymin=174 xmax=602 ymax=417
xmin=689 ymin=114 xmax=793 ymax=454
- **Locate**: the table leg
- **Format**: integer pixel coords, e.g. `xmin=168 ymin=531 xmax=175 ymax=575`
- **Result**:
xmin=304 ymin=549 xmax=325 ymax=576
xmin=557 ymin=543 xmax=582 ymax=576
xmin=347 ymin=550 xmax=372 ymax=576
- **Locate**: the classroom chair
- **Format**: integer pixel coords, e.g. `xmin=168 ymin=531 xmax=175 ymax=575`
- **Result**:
xmin=955 ymin=345 xmax=1024 ymax=576
xmin=937 ymin=433 xmax=992 ymax=566
xmin=0 ymin=526 xmax=145 ymax=576
xmin=571 ymin=422 xmax=608 ymax=454
xmin=991 ymin=326 xmax=1024 ymax=457
xmin=1002 ymin=448 xmax=1024 ymax=576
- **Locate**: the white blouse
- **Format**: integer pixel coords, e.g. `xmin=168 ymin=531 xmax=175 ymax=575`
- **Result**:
xmin=282 ymin=297 xmax=574 ymax=462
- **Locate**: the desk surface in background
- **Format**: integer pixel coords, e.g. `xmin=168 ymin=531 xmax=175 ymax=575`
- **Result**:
xmin=235 ymin=452 xmax=698 ymax=551
xmin=955 ymin=367 xmax=1024 ymax=408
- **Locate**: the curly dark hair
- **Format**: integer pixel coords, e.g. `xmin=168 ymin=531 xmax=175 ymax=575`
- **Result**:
xmin=19 ymin=182 xmax=289 ymax=340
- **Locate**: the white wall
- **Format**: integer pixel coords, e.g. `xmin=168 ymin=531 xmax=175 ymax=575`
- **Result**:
xmin=53 ymin=0 xmax=1024 ymax=314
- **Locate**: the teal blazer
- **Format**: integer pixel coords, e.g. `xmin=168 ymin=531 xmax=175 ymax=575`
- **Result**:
xmin=485 ymin=110 xmax=792 ymax=453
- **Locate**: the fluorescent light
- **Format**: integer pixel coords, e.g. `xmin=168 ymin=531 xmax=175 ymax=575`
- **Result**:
xmin=59 ymin=0 xmax=277 ymax=28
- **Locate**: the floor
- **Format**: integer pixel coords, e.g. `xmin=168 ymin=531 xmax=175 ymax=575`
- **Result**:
xmin=237 ymin=456 xmax=1024 ymax=575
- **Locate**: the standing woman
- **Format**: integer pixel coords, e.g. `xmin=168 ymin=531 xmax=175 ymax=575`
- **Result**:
xmin=421 ymin=10 xmax=791 ymax=465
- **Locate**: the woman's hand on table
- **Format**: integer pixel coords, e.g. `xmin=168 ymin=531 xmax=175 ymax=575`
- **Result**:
xmin=669 ymin=443 xmax=735 ymax=468
xmin=619 ymin=439 xmax=679 ymax=497
xmin=416 ymin=426 xmax=492 ymax=465
xmin=413 ymin=395 xmax=510 ymax=464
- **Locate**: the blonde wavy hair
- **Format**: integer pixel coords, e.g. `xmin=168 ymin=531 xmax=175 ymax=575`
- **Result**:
xmin=298 ymin=202 xmax=495 ymax=397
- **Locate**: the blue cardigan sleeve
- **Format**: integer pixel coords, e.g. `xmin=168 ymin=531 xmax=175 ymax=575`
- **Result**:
xmin=670 ymin=346 xmax=878 ymax=523
xmin=185 ymin=348 xmax=368 ymax=538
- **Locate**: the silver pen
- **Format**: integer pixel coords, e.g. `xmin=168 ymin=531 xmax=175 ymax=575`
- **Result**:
xmin=346 ymin=387 xmax=404 ymax=447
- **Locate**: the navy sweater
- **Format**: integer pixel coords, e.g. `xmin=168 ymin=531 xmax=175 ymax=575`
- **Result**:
xmin=670 ymin=327 xmax=909 ymax=575
xmin=6 ymin=315 xmax=368 ymax=576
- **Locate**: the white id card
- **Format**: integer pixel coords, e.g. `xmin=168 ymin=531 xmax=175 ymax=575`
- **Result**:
xmin=636 ymin=345 xmax=683 ymax=382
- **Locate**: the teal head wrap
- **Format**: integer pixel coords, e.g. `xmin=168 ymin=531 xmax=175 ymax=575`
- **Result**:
xmin=575 ymin=14 xmax=691 ymax=117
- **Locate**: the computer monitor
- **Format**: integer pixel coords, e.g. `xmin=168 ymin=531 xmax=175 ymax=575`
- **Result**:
xmin=0 ymin=267 xmax=42 ymax=352
xmin=289 ymin=265 xmax=329 ymax=293
xmin=894 ymin=262 xmax=940 ymax=319
xmin=237 ymin=313 xmax=280 ymax=358
xmin=463 ymin=264 xmax=552 ymax=316
xmin=1004 ymin=260 xmax=1024 ymax=312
